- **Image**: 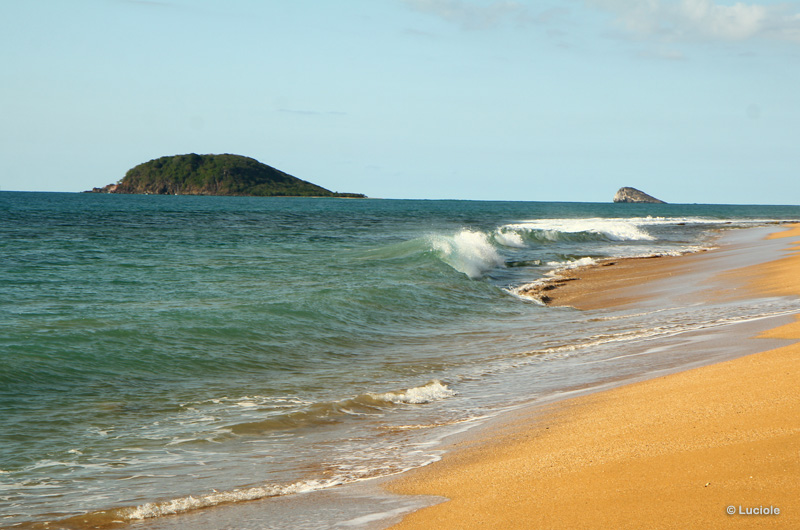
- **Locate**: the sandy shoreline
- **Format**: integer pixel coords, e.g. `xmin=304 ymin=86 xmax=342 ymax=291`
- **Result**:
xmin=515 ymin=253 xmax=704 ymax=309
xmin=385 ymin=225 xmax=800 ymax=529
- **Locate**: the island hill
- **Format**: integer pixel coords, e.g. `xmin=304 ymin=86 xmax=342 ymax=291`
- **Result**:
xmin=88 ymin=154 xmax=366 ymax=198
xmin=613 ymin=187 xmax=666 ymax=204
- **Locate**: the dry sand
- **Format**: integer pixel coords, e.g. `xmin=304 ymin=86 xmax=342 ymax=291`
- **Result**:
xmin=386 ymin=225 xmax=800 ymax=530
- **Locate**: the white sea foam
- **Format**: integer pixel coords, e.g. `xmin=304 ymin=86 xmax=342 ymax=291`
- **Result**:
xmin=501 ymin=216 xmax=784 ymax=244
xmin=370 ymin=380 xmax=456 ymax=404
xmin=609 ymin=216 xmax=782 ymax=227
xmin=502 ymin=218 xmax=656 ymax=241
xmin=510 ymin=246 xmax=711 ymax=302
xmin=430 ymin=230 xmax=504 ymax=279
xmin=506 ymin=257 xmax=600 ymax=302
xmin=493 ymin=229 xmax=526 ymax=248
xmin=546 ymin=256 xmax=598 ymax=270
xmin=515 ymin=307 xmax=800 ymax=361
xmin=122 ymin=479 xmax=342 ymax=520
xmin=184 ymin=395 xmax=313 ymax=410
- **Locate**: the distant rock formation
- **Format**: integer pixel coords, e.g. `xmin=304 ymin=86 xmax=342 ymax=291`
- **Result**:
xmin=613 ymin=187 xmax=666 ymax=204
xmin=86 ymin=153 xmax=366 ymax=198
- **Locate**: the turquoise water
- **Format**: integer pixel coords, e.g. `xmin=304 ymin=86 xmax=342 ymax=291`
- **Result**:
xmin=2 ymin=192 xmax=800 ymax=528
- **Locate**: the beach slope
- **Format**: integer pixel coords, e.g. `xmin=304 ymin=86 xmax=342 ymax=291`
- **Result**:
xmin=387 ymin=227 xmax=800 ymax=530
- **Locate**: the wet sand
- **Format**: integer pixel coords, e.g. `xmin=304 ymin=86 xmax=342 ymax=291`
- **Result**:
xmin=386 ymin=226 xmax=800 ymax=529
xmin=515 ymin=253 xmax=703 ymax=309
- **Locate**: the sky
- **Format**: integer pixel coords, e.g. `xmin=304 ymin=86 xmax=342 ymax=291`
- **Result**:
xmin=1 ymin=0 xmax=799 ymax=203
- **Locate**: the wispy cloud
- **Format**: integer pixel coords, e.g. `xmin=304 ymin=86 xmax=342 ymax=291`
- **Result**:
xmin=590 ymin=0 xmax=800 ymax=43
xmin=401 ymin=0 xmax=564 ymax=30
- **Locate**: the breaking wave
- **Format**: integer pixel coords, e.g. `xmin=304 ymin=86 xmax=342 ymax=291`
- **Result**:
xmin=365 ymin=217 xmax=741 ymax=281
xmin=429 ymin=230 xmax=505 ymax=279
xmin=500 ymin=218 xmax=657 ymax=242
xmin=124 ymin=479 xmax=337 ymax=520
xmin=39 ymin=381 xmax=458 ymax=528
xmin=228 ymin=381 xmax=456 ymax=435
xmin=48 ymin=478 xmax=345 ymax=528
xmin=369 ymin=380 xmax=456 ymax=404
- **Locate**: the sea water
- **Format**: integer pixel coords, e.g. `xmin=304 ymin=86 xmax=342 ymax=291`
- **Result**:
xmin=2 ymin=192 xmax=800 ymax=529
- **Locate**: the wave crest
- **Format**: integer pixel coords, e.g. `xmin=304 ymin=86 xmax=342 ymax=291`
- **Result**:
xmin=501 ymin=218 xmax=657 ymax=242
xmin=50 ymin=478 xmax=343 ymax=527
xmin=430 ymin=230 xmax=505 ymax=279
xmin=369 ymin=380 xmax=456 ymax=404
xmin=228 ymin=381 xmax=456 ymax=435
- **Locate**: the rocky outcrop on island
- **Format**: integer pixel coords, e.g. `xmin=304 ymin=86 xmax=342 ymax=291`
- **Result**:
xmin=87 ymin=154 xmax=366 ymax=198
xmin=613 ymin=187 xmax=666 ymax=204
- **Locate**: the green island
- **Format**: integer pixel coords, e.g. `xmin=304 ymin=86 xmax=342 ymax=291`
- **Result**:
xmin=87 ymin=153 xmax=365 ymax=197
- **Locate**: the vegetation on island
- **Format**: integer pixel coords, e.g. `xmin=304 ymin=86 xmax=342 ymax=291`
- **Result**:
xmin=88 ymin=154 xmax=365 ymax=198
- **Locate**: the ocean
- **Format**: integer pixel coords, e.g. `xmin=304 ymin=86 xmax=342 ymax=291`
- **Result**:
xmin=2 ymin=192 xmax=800 ymax=529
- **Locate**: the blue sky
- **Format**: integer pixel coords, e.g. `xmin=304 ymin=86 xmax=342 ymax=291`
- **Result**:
xmin=2 ymin=0 xmax=799 ymax=203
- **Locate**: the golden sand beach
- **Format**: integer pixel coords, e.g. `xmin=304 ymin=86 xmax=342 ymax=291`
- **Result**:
xmin=386 ymin=226 xmax=800 ymax=530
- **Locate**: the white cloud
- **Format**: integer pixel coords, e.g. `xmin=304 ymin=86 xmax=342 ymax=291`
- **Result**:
xmin=591 ymin=0 xmax=800 ymax=43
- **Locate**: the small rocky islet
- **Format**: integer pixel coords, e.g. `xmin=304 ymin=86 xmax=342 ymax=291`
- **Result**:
xmin=613 ymin=187 xmax=666 ymax=204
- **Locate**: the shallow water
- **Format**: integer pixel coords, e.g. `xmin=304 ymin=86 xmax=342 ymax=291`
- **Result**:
xmin=2 ymin=192 xmax=799 ymax=529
